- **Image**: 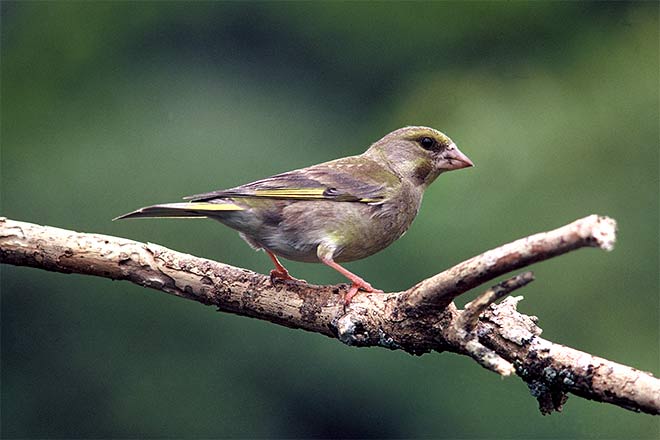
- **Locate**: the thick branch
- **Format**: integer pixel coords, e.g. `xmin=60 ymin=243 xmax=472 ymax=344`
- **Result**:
xmin=1 ymin=216 xmax=657 ymax=416
xmin=0 ymin=217 xmax=345 ymax=336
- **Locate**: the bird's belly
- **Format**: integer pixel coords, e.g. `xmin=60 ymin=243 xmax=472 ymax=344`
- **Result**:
xmin=273 ymin=201 xmax=418 ymax=263
xmin=219 ymin=196 xmax=421 ymax=264
xmin=253 ymin=232 xmax=321 ymax=263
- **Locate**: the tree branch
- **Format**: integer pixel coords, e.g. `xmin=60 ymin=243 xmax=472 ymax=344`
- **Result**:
xmin=402 ymin=214 xmax=617 ymax=311
xmin=457 ymin=271 xmax=536 ymax=334
xmin=440 ymin=272 xmax=536 ymax=376
xmin=1 ymin=215 xmax=657 ymax=415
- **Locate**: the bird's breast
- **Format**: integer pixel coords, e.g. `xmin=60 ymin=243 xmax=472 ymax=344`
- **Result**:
xmin=328 ymin=186 xmax=423 ymax=262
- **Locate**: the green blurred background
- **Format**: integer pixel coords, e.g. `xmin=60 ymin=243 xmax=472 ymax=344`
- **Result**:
xmin=2 ymin=1 xmax=658 ymax=438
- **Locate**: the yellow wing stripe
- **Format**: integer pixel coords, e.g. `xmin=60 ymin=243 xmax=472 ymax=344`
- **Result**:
xmin=186 ymin=202 xmax=244 ymax=211
xmin=251 ymin=188 xmax=380 ymax=202
xmin=253 ymin=188 xmax=327 ymax=198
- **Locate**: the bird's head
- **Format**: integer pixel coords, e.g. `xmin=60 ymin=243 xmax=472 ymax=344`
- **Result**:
xmin=365 ymin=126 xmax=474 ymax=187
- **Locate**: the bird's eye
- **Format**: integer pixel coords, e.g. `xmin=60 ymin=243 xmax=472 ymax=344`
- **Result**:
xmin=419 ymin=137 xmax=435 ymax=150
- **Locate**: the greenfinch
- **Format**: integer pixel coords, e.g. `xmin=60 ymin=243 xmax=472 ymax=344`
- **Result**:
xmin=116 ymin=126 xmax=473 ymax=303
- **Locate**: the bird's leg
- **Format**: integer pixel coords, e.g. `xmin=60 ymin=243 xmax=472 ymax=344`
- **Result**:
xmin=344 ymin=284 xmax=361 ymax=306
xmin=265 ymin=250 xmax=304 ymax=283
xmin=319 ymin=255 xmax=383 ymax=304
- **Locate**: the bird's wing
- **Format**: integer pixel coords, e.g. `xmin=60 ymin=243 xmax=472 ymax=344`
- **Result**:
xmin=184 ymin=156 xmax=399 ymax=204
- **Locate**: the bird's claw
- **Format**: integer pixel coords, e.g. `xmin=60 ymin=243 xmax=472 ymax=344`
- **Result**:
xmin=269 ymin=269 xmax=306 ymax=285
xmin=358 ymin=280 xmax=383 ymax=294
xmin=343 ymin=280 xmax=383 ymax=305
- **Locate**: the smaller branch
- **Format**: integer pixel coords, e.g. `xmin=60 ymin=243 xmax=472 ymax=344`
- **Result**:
xmin=403 ymin=215 xmax=617 ymax=311
xmin=459 ymin=338 xmax=516 ymax=377
xmin=445 ymin=272 xmax=535 ymax=376
xmin=458 ymin=271 xmax=535 ymax=333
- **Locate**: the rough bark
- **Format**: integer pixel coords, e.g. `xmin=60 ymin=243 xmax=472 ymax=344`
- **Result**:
xmin=1 ymin=215 xmax=657 ymax=415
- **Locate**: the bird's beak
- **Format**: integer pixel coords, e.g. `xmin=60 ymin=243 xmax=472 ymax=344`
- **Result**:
xmin=438 ymin=143 xmax=474 ymax=170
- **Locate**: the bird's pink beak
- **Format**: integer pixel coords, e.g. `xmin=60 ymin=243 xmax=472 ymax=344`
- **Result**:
xmin=441 ymin=143 xmax=474 ymax=170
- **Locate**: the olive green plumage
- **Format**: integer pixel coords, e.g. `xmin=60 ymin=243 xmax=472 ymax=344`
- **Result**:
xmin=116 ymin=126 xmax=473 ymax=301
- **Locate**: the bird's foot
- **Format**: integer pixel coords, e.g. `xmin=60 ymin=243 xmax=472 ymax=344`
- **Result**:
xmin=269 ymin=268 xmax=306 ymax=285
xmin=343 ymin=278 xmax=384 ymax=305
xmin=317 ymin=254 xmax=382 ymax=305
xmin=266 ymin=250 xmax=305 ymax=284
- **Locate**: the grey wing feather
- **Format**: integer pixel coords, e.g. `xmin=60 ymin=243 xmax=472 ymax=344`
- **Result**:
xmin=184 ymin=158 xmax=395 ymax=203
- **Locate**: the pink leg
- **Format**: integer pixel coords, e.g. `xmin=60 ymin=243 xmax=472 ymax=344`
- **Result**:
xmin=266 ymin=250 xmax=304 ymax=283
xmin=344 ymin=284 xmax=361 ymax=305
xmin=320 ymin=256 xmax=383 ymax=304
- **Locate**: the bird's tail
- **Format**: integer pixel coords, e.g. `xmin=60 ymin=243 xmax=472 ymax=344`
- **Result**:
xmin=113 ymin=202 xmax=243 ymax=221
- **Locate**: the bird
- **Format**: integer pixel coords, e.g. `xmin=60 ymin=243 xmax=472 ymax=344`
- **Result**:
xmin=115 ymin=126 xmax=474 ymax=304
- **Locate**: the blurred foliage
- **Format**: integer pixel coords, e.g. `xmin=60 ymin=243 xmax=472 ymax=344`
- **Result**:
xmin=1 ymin=1 xmax=658 ymax=438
